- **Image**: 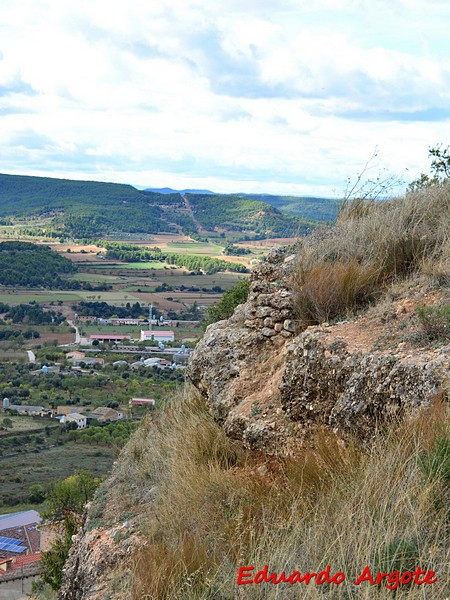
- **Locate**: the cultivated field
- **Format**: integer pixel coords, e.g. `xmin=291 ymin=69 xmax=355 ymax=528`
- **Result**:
xmin=0 ymin=416 xmax=51 ymax=434
xmin=0 ymin=443 xmax=116 ymax=506
xmin=0 ymin=231 xmax=294 ymax=322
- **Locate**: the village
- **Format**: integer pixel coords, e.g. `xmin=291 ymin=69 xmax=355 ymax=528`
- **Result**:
xmin=0 ymin=304 xmax=202 ymax=596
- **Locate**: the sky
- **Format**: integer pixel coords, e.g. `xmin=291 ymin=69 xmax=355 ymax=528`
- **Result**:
xmin=0 ymin=0 xmax=449 ymax=197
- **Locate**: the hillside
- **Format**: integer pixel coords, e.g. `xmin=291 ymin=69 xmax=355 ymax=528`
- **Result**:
xmin=241 ymin=193 xmax=339 ymax=221
xmin=0 ymin=173 xmax=316 ymax=239
xmin=56 ymin=183 xmax=449 ymax=600
xmin=0 ymin=241 xmax=76 ymax=287
xmin=144 ymin=189 xmax=339 ymax=222
xmin=144 ymin=187 xmax=215 ymax=195
xmin=184 ymin=193 xmax=309 ymax=237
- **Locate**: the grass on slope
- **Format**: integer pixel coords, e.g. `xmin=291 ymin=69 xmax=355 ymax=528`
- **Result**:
xmin=104 ymin=388 xmax=449 ymax=600
xmin=291 ymin=183 xmax=450 ymax=325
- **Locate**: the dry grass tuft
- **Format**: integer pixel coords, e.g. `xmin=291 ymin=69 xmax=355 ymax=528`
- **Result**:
xmin=129 ymin=388 xmax=449 ymax=599
xmin=291 ymin=260 xmax=380 ymax=325
xmin=292 ymin=183 xmax=450 ymax=325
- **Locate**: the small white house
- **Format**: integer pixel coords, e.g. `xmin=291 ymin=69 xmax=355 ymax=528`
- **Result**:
xmin=140 ymin=330 xmax=175 ymax=342
xmin=61 ymin=412 xmax=87 ymax=429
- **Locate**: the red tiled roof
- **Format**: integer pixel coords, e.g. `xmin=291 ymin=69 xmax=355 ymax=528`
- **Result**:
xmin=11 ymin=553 xmax=41 ymax=569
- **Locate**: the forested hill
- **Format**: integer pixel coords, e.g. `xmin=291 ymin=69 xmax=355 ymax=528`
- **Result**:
xmin=0 ymin=241 xmax=76 ymax=287
xmin=0 ymin=173 xmax=174 ymax=237
xmin=0 ymin=173 xmax=329 ymax=239
xmin=238 ymin=193 xmax=340 ymax=221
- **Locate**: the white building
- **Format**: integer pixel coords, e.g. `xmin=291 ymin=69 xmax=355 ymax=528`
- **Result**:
xmin=129 ymin=398 xmax=156 ymax=407
xmin=140 ymin=330 xmax=175 ymax=342
xmin=8 ymin=405 xmax=46 ymax=416
xmin=61 ymin=412 xmax=87 ymax=429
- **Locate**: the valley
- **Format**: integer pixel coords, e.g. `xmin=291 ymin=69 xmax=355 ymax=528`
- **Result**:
xmin=0 ymin=173 xmax=317 ymax=515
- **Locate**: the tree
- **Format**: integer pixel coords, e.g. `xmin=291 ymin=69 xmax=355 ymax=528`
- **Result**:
xmin=39 ymin=471 xmax=101 ymax=590
xmin=1 ymin=417 xmax=13 ymax=430
xmin=28 ymin=484 xmax=46 ymax=504
xmin=40 ymin=512 xmax=80 ymax=591
xmin=205 ymin=280 xmax=250 ymax=326
xmin=408 ymin=144 xmax=450 ymax=191
xmin=45 ymin=471 xmax=101 ymax=518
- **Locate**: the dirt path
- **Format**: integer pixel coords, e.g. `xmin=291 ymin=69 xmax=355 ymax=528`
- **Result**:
xmin=180 ymin=194 xmax=208 ymax=235
xmin=67 ymin=319 xmax=81 ymax=344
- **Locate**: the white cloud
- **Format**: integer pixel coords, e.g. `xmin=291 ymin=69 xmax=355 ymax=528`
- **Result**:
xmin=0 ymin=0 xmax=449 ymax=195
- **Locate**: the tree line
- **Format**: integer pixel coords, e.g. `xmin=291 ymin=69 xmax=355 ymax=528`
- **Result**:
xmin=103 ymin=242 xmax=248 ymax=273
xmin=1 ymin=302 xmax=66 ymax=325
xmin=0 ymin=241 xmax=76 ymax=288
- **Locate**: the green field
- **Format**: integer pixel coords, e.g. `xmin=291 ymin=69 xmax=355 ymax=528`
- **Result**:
xmin=0 ymin=443 xmax=116 ymax=507
xmin=80 ymin=322 xmax=203 ymax=342
xmin=166 ymin=242 xmax=223 ymax=256
xmin=81 ymin=324 xmax=142 ymax=336
xmin=0 ymin=416 xmax=53 ymax=434
xmin=76 ymin=290 xmax=144 ymax=303
xmin=157 ymin=272 xmax=243 ymax=288
xmin=0 ymin=291 xmax=83 ymax=304
xmin=70 ymin=272 xmax=123 ymax=282
xmin=122 ymin=285 xmax=158 ymax=292
xmin=0 ymin=350 xmax=28 ymax=363
xmin=0 ymin=228 xmax=253 ymax=320
xmin=0 ymin=290 xmax=146 ymax=305
xmin=96 ymin=261 xmax=169 ymax=270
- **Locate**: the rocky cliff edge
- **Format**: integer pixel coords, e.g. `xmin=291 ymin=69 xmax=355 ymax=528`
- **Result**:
xmin=187 ymin=247 xmax=449 ymax=454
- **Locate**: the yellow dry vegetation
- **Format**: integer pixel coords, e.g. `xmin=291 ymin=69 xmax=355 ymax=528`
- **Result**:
xmin=116 ymin=388 xmax=450 ymax=599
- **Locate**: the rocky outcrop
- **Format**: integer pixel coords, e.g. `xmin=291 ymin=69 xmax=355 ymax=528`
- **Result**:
xmin=188 ymin=247 xmax=449 ymax=452
xmin=58 ymin=523 xmax=132 ymax=600
xmin=57 ymin=246 xmax=448 ymax=600
xmin=282 ymin=332 xmax=446 ymax=442
xmin=187 ymin=247 xmax=305 ymax=454
xmin=58 ymin=435 xmax=160 ymax=600
xmin=57 ymin=500 xmax=144 ymax=600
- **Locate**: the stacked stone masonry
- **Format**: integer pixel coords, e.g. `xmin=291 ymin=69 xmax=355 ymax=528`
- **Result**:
xmin=188 ymin=246 xmax=449 ymax=452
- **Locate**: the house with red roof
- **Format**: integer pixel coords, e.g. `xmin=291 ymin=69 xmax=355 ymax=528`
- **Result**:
xmin=89 ymin=333 xmax=130 ymax=344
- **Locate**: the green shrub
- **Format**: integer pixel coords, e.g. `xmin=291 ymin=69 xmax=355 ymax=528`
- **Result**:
xmin=205 ymin=279 xmax=250 ymax=325
xmin=416 ymin=302 xmax=450 ymax=340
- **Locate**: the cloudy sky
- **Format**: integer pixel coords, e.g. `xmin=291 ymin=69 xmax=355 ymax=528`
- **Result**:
xmin=0 ymin=0 xmax=449 ymax=196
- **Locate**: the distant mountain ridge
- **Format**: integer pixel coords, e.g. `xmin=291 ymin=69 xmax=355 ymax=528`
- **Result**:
xmin=144 ymin=187 xmax=215 ymax=195
xmin=144 ymin=188 xmax=339 ymax=222
xmin=0 ymin=173 xmax=321 ymax=239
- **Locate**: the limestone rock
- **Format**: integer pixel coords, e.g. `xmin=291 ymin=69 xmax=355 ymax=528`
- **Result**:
xmin=280 ymin=331 xmax=447 ymax=441
xmin=283 ymin=319 xmax=296 ymax=333
xmin=188 ymin=245 xmax=449 ymax=451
